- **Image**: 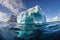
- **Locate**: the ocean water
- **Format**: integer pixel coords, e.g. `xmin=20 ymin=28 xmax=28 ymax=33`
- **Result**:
xmin=0 ymin=22 xmax=60 ymax=40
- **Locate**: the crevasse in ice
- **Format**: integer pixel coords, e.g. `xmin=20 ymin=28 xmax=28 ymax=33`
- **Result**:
xmin=17 ymin=5 xmax=46 ymax=24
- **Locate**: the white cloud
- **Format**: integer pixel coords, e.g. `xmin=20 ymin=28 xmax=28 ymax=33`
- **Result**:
xmin=0 ymin=12 xmax=7 ymax=18
xmin=46 ymin=19 xmax=50 ymax=22
xmin=0 ymin=12 xmax=8 ymax=22
xmin=0 ymin=0 xmax=26 ymax=14
xmin=53 ymin=16 xmax=58 ymax=20
xmin=47 ymin=16 xmax=59 ymax=22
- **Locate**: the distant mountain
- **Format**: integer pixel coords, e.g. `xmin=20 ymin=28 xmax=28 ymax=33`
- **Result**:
xmin=8 ymin=15 xmax=17 ymax=22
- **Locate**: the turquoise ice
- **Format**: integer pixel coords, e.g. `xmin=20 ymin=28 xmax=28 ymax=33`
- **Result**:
xmin=17 ymin=5 xmax=46 ymax=40
xmin=17 ymin=5 xmax=46 ymax=24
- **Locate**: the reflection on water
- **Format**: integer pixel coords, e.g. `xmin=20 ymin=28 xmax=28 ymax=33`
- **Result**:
xmin=0 ymin=22 xmax=60 ymax=40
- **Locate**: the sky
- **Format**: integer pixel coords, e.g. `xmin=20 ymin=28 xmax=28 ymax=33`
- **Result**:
xmin=0 ymin=0 xmax=60 ymax=22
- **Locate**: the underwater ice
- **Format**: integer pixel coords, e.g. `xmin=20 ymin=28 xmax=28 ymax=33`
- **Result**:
xmin=17 ymin=5 xmax=46 ymax=40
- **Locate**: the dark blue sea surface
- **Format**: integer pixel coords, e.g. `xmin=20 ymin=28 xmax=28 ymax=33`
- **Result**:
xmin=0 ymin=22 xmax=60 ymax=40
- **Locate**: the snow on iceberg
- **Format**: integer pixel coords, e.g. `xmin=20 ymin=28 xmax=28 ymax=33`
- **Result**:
xmin=17 ymin=5 xmax=46 ymax=24
xmin=17 ymin=5 xmax=46 ymax=39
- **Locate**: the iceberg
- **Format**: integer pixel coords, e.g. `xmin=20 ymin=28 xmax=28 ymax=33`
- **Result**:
xmin=17 ymin=5 xmax=46 ymax=40
xmin=17 ymin=5 xmax=46 ymax=24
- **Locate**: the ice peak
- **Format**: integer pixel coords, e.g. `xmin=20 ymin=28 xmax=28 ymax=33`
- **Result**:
xmin=34 ymin=5 xmax=40 ymax=8
xmin=27 ymin=5 xmax=41 ymax=13
xmin=17 ymin=5 xmax=46 ymax=24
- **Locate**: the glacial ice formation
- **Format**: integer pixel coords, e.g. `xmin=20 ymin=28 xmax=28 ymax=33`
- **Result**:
xmin=17 ymin=5 xmax=46 ymax=24
xmin=17 ymin=5 xmax=46 ymax=39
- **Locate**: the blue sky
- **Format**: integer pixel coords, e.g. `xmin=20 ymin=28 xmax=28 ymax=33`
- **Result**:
xmin=0 ymin=0 xmax=60 ymax=22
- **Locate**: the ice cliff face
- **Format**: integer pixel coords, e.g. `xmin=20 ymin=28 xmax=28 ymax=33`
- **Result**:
xmin=17 ymin=5 xmax=46 ymax=39
xmin=17 ymin=5 xmax=46 ymax=24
